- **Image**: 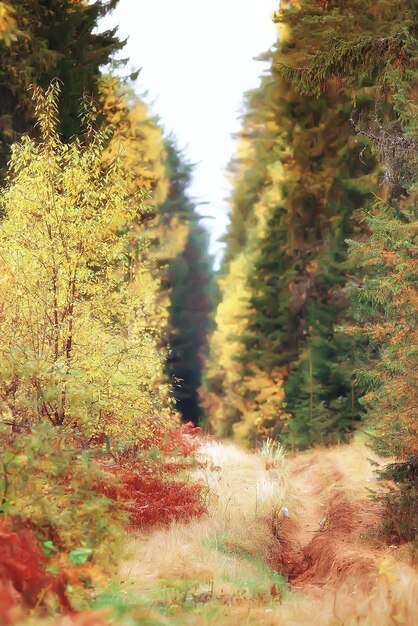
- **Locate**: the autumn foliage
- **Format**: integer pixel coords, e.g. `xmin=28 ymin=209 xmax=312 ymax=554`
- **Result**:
xmin=102 ymin=471 xmax=205 ymax=530
xmin=99 ymin=423 xmax=207 ymax=529
xmin=0 ymin=80 xmax=208 ymax=624
xmin=0 ymin=520 xmax=70 ymax=620
xmin=0 ymin=82 xmax=170 ymax=445
xmin=0 ymin=422 xmax=206 ymax=623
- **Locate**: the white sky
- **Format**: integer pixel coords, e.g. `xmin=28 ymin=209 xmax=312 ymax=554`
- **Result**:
xmin=102 ymin=0 xmax=278 ymax=266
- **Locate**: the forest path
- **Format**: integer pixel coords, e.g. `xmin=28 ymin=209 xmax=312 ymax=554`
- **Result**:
xmin=118 ymin=440 xmax=418 ymax=625
xmin=274 ymin=445 xmax=384 ymax=584
xmin=272 ymin=443 xmax=418 ymax=625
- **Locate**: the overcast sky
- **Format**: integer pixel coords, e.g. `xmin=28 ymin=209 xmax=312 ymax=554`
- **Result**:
xmin=103 ymin=0 xmax=278 ymax=265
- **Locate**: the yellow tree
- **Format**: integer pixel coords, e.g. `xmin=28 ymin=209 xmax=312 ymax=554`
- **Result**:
xmin=0 ymin=2 xmax=18 ymax=45
xmin=0 ymin=82 xmax=170 ymax=445
xmin=99 ymin=76 xmax=190 ymax=340
xmin=99 ymin=75 xmax=168 ymax=204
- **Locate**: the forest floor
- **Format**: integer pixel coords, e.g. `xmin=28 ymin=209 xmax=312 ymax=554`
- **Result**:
xmin=111 ymin=439 xmax=418 ymax=625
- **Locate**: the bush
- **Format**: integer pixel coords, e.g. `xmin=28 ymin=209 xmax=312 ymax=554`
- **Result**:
xmin=0 ymin=422 xmax=205 ymax=621
xmin=101 ymin=470 xmax=206 ymax=529
xmin=378 ymin=461 xmax=418 ymax=545
xmin=0 ymin=82 xmax=169 ymax=444
xmin=0 ymin=423 xmax=125 ymax=571
xmin=98 ymin=423 xmax=207 ymax=528
xmin=0 ymin=520 xmax=70 ymax=616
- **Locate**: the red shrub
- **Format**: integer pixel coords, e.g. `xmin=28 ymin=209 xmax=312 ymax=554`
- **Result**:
xmin=157 ymin=422 xmax=202 ymax=457
xmin=0 ymin=581 xmax=22 ymax=625
xmin=0 ymin=520 xmax=70 ymax=613
xmin=136 ymin=422 xmax=202 ymax=458
xmin=101 ymin=468 xmax=206 ymax=529
xmin=98 ymin=423 xmax=207 ymax=528
xmin=125 ymin=472 xmax=204 ymax=528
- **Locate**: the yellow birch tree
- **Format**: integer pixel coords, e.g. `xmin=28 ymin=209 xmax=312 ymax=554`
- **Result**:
xmin=0 ymin=82 xmax=170 ymax=446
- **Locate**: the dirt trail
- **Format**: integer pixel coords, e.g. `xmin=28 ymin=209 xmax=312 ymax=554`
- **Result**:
xmin=119 ymin=441 xmax=418 ymax=625
xmin=285 ymin=453 xmax=329 ymax=548
xmin=273 ymin=447 xmax=383 ymax=586
xmin=266 ymin=443 xmax=418 ymax=625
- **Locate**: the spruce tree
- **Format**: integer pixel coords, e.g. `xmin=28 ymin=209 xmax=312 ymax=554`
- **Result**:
xmin=205 ymin=2 xmax=378 ymax=446
xmin=0 ymin=0 xmax=123 ymax=173
xmin=279 ymin=0 xmax=418 ymax=536
xmin=162 ymin=142 xmax=213 ymax=424
xmin=99 ymin=80 xmax=214 ymax=425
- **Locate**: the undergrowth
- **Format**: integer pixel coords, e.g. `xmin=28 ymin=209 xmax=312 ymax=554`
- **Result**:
xmin=0 ymin=421 xmax=206 ymax=624
xmin=98 ymin=423 xmax=207 ymax=529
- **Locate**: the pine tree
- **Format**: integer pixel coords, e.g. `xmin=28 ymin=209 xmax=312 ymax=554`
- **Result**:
xmin=162 ymin=142 xmax=213 ymax=424
xmin=99 ymin=79 xmax=213 ymax=424
xmin=201 ymin=85 xmax=276 ymax=441
xmin=205 ymin=2 xmax=378 ymax=446
xmin=0 ymin=0 xmax=123 ymax=173
xmin=201 ymin=249 xmax=254 ymax=439
xmin=279 ymin=0 xmax=418 ymax=537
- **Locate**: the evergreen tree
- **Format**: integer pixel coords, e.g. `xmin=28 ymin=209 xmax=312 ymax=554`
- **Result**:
xmin=205 ymin=2 xmax=377 ymax=446
xmin=280 ymin=0 xmax=418 ymax=536
xmin=0 ymin=0 xmax=123 ymax=173
xmin=162 ymin=142 xmax=213 ymax=424
xmin=99 ymin=79 xmax=213 ymax=424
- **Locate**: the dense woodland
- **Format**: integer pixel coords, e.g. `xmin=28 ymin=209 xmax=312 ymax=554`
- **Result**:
xmin=0 ymin=1 xmax=417 ymax=625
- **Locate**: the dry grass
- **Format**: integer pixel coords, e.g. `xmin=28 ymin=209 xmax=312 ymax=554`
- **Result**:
xmin=115 ymin=439 xmax=418 ymax=625
xmin=119 ymin=441 xmax=288 ymax=606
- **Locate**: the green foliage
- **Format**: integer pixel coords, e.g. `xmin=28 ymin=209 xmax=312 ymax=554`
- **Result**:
xmin=274 ymin=0 xmax=417 ymax=100
xmin=0 ymin=0 xmax=123 ymax=174
xmin=377 ymin=463 xmax=418 ymax=545
xmin=348 ymin=197 xmax=418 ymax=538
xmin=69 ymin=547 xmax=94 ymax=565
xmin=279 ymin=0 xmax=418 ymax=537
xmin=162 ymin=141 xmax=213 ymax=423
xmin=204 ymin=0 xmax=378 ymax=446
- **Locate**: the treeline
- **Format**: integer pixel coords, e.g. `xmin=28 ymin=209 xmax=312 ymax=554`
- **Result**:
xmin=202 ymin=0 xmax=417 ymax=538
xmin=0 ymin=0 xmax=212 ymax=426
xmin=0 ymin=1 xmax=212 ymax=620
